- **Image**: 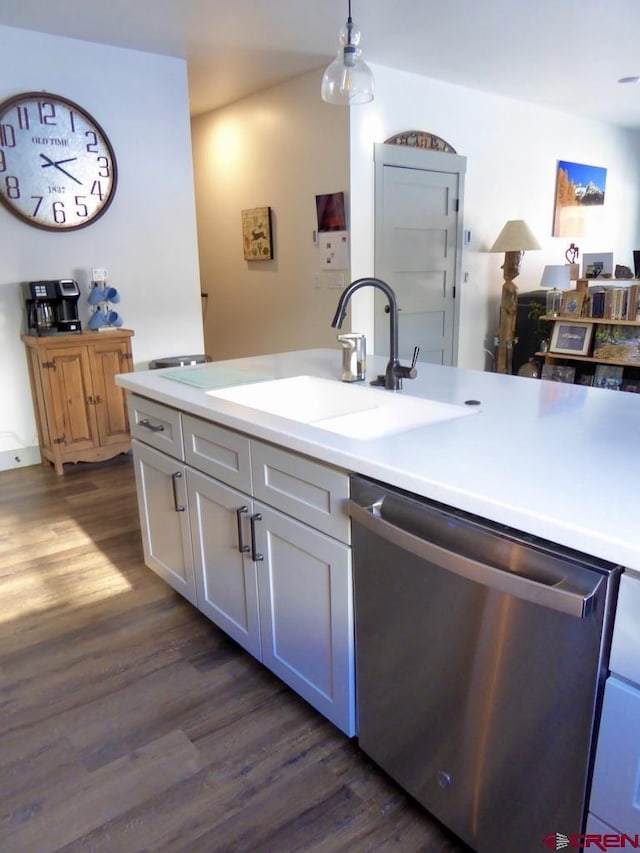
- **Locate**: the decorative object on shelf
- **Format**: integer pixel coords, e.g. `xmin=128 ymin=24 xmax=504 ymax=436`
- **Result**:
xmin=384 ymin=131 xmax=457 ymax=154
xmin=583 ymin=251 xmax=614 ymax=279
xmin=541 ymin=364 xmax=576 ymax=383
xmin=0 ymin=91 xmax=117 ymax=231
xmin=565 ymin=243 xmax=580 ymax=280
xmin=241 ymin=207 xmax=273 ymax=260
xmin=614 ymin=264 xmax=634 ymax=279
xmin=553 ymin=160 xmax=606 ymax=238
xmin=565 ymin=243 xmax=580 ymax=264
xmin=321 ymin=0 xmax=374 ymax=105
xmin=490 ymin=219 xmax=541 ymax=374
xmin=540 ymin=264 xmax=571 ymax=316
xmin=517 ymin=358 xmax=541 ymax=379
xmin=87 ymin=268 xmax=123 ymax=330
xmin=549 ymin=320 xmax=593 ymax=356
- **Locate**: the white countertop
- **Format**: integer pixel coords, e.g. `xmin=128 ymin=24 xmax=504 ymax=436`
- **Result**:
xmin=117 ymin=349 xmax=640 ymax=571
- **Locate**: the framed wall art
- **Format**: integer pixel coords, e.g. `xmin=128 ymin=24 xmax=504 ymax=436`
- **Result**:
xmin=552 ymin=160 xmax=607 ymax=238
xmin=549 ymin=321 xmax=593 ymax=356
xmin=241 ymin=207 xmax=273 ymax=261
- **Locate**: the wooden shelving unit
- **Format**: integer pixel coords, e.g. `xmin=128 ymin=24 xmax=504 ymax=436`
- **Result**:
xmin=536 ymin=315 xmax=640 ymax=388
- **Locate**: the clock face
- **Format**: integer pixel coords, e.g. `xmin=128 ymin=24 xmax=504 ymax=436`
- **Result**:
xmin=0 ymin=92 xmax=117 ymax=231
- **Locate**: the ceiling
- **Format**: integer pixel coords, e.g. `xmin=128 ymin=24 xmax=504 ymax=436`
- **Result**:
xmin=2 ymin=0 xmax=640 ymax=127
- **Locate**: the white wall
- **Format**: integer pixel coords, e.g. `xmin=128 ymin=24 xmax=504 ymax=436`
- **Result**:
xmin=191 ymin=69 xmax=350 ymax=359
xmin=0 ymin=26 xmax=203 ymax=470
xmin=349 ymin=64 xmax=640 ymax=370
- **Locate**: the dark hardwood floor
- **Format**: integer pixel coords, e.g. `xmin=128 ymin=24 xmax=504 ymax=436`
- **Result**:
xmin=0 ymin=456 xmax=468 ymax=852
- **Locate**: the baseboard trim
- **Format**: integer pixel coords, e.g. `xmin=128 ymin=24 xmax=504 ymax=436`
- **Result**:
xmin=0 ymin=446 xmax=42 ymax=472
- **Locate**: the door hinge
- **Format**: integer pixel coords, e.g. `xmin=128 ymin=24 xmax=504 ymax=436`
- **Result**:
xmin=454 ymin=199 xmax=459 ymax=212
xmin=42 ymin=361 xmax=56 ymax=370
xmin=453 ymin=285 xmax=456 ymax=299
xmin=122 ymin=352 xmax=133 ymax=361
xmin=53 ymin=435 xmax=66 ymax=445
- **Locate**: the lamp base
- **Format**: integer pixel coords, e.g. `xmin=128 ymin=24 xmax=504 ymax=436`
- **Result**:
xmin=495 ymin=276 xmax=518 ymax=374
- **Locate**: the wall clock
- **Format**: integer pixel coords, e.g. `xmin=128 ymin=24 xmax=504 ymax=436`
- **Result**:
xmin=0 ymin=91 xmax=117 ymax=231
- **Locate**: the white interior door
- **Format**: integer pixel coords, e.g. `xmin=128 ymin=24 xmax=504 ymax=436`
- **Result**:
xmin=374 ymin=144 xmax=466 ymax=366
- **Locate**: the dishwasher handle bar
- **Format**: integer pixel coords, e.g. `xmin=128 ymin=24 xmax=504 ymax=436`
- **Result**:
xmin=349 ymin=500 xmax=595 ymax=619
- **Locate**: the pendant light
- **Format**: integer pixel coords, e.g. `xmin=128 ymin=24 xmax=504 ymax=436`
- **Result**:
xmin=321 ymin=0 xmax=374 ymax=105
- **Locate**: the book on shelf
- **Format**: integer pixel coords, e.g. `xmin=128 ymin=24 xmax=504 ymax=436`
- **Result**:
xmin=626 ymin=283 xmax=639 ymax=320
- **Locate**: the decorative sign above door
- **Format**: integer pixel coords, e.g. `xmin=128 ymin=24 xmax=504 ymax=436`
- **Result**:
xmin=384 ymin=130 xmax=456 ymax=154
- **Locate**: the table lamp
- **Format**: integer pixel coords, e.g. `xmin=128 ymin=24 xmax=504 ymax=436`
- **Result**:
xmin=490 ymin=219 xmax=541 ymax=373
xmin=540 ymin=264 xmax=571 ymax=316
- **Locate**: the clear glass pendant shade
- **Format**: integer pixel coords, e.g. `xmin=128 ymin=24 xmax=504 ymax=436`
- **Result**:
xmin=321 ymin=17 xmax=374 ymax=105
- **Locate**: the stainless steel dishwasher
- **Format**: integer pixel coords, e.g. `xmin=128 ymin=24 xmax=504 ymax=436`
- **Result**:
xmin=350 ymin=475 xmax=622 ymax=853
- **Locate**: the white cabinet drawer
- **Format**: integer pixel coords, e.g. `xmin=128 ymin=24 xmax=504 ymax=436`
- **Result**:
xmin=183 ymin=414 xmax=252 ymax=494
xmin=251 ymin=440 xmax=350 ymax=544
xmin=590 ymin=676 xmax=640 ymax=834
xmin=128 ymin=394 xmax=183 ymax=459
xmin=610 ymin=570 xmax=640 ymax=685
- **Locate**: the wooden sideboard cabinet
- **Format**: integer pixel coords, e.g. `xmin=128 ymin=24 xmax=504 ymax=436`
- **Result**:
xmin=22 ymin=330 xmax=134 ymax=475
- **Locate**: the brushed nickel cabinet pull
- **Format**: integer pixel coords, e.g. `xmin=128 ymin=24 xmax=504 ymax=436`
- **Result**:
xmin=250 ymin=513 xmax=263 ymax=562
xmin=236 ymin=506 xmax=250 ymax=554
xmin=171 ymin=471 xmax=185 ymax=512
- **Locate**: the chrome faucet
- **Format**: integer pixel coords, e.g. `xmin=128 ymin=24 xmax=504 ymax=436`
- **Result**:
xmin=331 ymin=277 xmax=419 ymax=390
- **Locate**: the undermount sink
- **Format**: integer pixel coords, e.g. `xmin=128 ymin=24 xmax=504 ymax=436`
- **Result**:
xmin=206 ymin=375 xmax=478 ymax=439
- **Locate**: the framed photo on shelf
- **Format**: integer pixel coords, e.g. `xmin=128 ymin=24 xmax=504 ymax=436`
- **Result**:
xmin=541 ymin=364 xmax=576 ymax=383
xmin=560 ymin=290 xmax=585 ymax=317
xmin=582 ymin=252 xmax=614 ymax=279
xmin=594 ymin=364 xmax=623 ymax=390
xmin=593 ymin=324 xmax=640 ymax=363
xmin=549 ymin=321 xmax=593 ymax=356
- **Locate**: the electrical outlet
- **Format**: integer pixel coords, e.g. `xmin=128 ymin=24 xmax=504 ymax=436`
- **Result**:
xmin=326 ymin=272 xmax=345 ymax=289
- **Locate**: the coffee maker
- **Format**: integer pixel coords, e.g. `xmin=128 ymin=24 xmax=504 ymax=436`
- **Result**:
xmin=23 ymin=280 xmax=82 ymax=335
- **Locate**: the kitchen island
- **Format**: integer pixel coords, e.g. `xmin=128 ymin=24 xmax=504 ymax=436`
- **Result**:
xmin=117 ymin=348 xmax=640 ymax=846
xmin=117 ymin=347 xmax=640 ymax=570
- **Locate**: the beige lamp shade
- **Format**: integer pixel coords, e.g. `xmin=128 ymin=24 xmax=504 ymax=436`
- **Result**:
xmin=490 ymin=220 xmax=542 ymax=252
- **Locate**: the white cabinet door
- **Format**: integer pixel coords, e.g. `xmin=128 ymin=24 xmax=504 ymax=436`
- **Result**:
xmin=187 ymin=468 xmax=261 ymax=660
xmin=253 ymin=502 xmax=355 ymax=736
xmin=131 ymin=439 xmax=196 ymax=606
xmin=589 ymin=675 xmax=640 ymax=834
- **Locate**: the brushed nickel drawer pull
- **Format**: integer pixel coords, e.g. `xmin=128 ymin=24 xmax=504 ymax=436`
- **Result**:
xmin=139 ymin=418 xmax=165 ymax=432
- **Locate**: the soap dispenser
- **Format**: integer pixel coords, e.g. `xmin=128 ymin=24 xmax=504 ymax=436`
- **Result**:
xmin=337 ymin=333 xmax=366 ymax=382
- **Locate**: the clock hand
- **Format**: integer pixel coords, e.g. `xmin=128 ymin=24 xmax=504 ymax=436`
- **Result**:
xmin=41 ymin=156 xmax=78 ymax=167
xmin=39 ymin=153 xmax=82 ymax=185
